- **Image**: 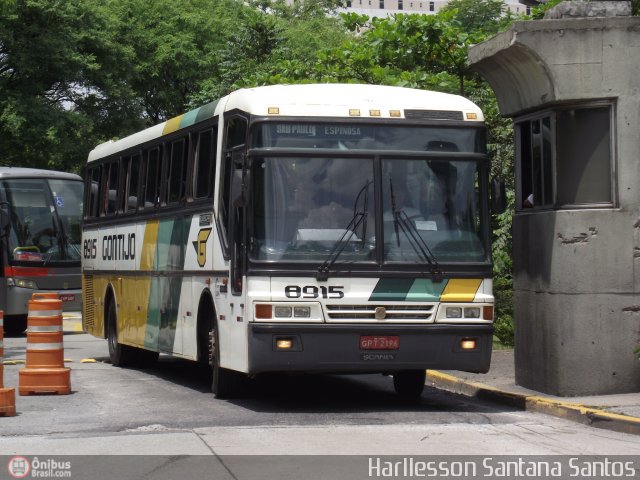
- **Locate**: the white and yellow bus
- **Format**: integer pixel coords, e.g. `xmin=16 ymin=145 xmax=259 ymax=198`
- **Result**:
xmin=82 ymin=84 xmax=495 ymax=398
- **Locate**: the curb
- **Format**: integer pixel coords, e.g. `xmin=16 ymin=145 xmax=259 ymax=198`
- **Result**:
xmin=62 ymin=316 xmax=85 ymax=334
xmin=426 ymin=370 xmax=640 ymax=436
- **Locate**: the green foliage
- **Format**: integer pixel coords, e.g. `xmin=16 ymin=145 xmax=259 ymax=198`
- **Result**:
xmin=491 ymin=190 xmax=515 ymax=347
xmin=440 ymin=0 xmax=515 ymax=35
xmin=0 ymin=0 xmax=122 ymax=172
xmin=194 ymin=0 xmax=350 ymax=102
xmin=528 ymin=0 xmax=564 ymax=19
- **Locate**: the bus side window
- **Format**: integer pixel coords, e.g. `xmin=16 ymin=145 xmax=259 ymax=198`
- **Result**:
xmin=143 ymin=147 xmax=161 ymax=209
xmin=193 ymin=127 xmax=216 ymax=200
xmin=120 ymin=155 xmax=130 ymax=213
xmin=167 ymin=137 xmax=188 ymax=205
xmin=128 ymin=153 xmax=141 ymax=212
xmin=86 ymin=167 xmax=101 ymax=219
xmin=100 ymin=161 xmax=119 ymax=217
xmin=219 ymin=116 xmax=247 ymax=253
xmin=120 ymin=153 xmax=141 ymax=213
xmin=106 ymin=161 xmax=119 ymax=216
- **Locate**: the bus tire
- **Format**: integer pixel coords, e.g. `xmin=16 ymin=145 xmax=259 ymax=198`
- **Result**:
xmin=210 ymin=325 xmax=245 ymax=398
xmin=393 ymin=369 xmax=426 ymax=399
xmin=106 ymin=299 xmax=137 ymax=367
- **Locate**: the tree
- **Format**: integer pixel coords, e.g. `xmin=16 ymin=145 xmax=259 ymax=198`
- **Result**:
xmin=194 ymin=0 xmax=350 ymax=101
xmin=440 ymin=0 xmax=514 ymax=36
xmin=0 ymin=0 xmax=263 ymax=171
xmin=0 ymin=0 xmax=130 ymax=172
xmin=105 ymin=0 xmax=246 ymax=122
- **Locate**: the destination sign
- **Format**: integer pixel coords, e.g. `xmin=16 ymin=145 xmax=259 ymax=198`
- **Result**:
xmin=273 ymin=124 xmax=366 ymax=137
xmin=275 ymin=123 xmax=370 ymax=138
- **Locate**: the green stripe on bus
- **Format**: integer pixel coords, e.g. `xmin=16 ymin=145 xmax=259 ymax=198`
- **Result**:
xmin=174 ymin=101 xmax=218 ymax=132
xmin=369 ymin=278 xmax=416 ymax=301
xmin=194 ymin=100 xmax=218 ymax=124
xmin=180 ymin=109 xmax=200 ymax=128
xmin=406 ymin=278 xmax=446 ymax=302
xmin=369 ymin=278 xmax=448 ymax=301
xmin=155 ymin=217 xmax=191 ymax=352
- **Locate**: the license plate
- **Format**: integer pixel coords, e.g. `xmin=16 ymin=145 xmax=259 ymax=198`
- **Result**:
xmin=59 ymin=294 xmax=75 ymax=302
xmin=360 ymin=335 xmax=399 ymax=350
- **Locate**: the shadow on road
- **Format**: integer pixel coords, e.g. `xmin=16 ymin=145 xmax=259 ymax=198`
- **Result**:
xmin=94 ymin=354 xmax=518 ymax=417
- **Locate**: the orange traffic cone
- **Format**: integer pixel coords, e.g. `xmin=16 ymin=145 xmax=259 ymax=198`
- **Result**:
xmin=18 ymin=297 xmax=71 ymax=395
xmin=31 ymin=293 xmax=61 ymax=301
xmin=0 ymin=311 xmax=17 ymax=416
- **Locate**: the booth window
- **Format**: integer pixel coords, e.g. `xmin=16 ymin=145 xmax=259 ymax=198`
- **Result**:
xmin=555 ymin=106 xmax=612 ymax=207
xmin=518 ymin=115 xmax=553 ymax=209
xmin=517 ymin=104 xmax=613 ymax=211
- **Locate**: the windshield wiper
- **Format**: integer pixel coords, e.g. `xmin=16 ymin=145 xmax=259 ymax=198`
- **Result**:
xmin=389 ymin=178 xmax=442 ymax=278
xmin=317 ymin=180 xmax=371 ymax=281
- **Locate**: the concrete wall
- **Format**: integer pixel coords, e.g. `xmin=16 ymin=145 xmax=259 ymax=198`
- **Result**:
xmin=470 ymin=11 xmax=640 ymax=395
xmin=513 ymin=210 xmax=640 ymax=395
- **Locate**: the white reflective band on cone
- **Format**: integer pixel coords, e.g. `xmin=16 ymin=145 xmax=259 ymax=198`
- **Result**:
xmin=27 ymin=325 xmax=63 ymax=332
xmin=28 ymin=310 xmax=63 ymax=317
xmin=0 ymin=318 xmax=3 ymax=327
xmin=27 ymin=343 xmax=63 ymax=350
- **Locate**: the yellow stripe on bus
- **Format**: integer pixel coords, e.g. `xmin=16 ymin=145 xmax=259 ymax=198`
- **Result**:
xmin=162 ymin=114 xmax=184 ymax=135
xmin=118 ymin=220 xmax=160 ymax=346
xmin=140 ymin=220 xmax=160 ymax=270
xmin=440 ymin=279 xmax=482 ymax=302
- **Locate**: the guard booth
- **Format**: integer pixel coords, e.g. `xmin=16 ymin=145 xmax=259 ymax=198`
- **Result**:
xmin=469 ymin=1 xmax=640 ymax=395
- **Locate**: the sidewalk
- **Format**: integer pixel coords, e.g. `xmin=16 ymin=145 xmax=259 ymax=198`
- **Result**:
xmin=428 ymin=349 xmax=640 ymax=436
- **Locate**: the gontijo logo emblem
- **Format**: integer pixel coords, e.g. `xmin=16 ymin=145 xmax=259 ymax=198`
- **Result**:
xmin=193 ymin=228 xmax=212 ymax=267
xmin=7 ymin=456 xmax=30 ymax=478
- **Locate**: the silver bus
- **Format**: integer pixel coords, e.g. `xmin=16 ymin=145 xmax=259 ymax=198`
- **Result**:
xmin=0 ymin=167 xmax=83 ymax=334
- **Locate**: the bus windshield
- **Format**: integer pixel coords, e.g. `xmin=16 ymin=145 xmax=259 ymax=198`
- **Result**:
xmin=250 ymin=155 xmax=488 ymax=266
xmin=3 ymin=178 xmax=83 ymax=264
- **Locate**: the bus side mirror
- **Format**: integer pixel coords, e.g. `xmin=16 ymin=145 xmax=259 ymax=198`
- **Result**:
xmin=491 ymin=178 xmax=506 ymax=214
xmin=0 ymin=208 xmax=10 ymax=238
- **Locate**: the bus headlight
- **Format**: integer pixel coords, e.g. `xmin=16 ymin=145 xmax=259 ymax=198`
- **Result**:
xmin=254 ymin=303 xmax=321 ymax=322
xmin=7 ymin=278 xmax=38 ymax=289
xmin=293 ymin=306 xmax=311 ymax=318
xmin=446 ymin=307 xmax=463 ymax=318
xmin=274 ymin=306 xmax=293 ymax=318
xmin=464 ymin=307 xmax=481 ymax=319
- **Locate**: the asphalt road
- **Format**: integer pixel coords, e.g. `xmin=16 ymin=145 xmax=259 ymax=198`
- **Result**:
xmin=1 ymin=332 xmax=639 ymax=459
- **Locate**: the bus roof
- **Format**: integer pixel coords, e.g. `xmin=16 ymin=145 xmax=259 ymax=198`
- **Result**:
xmin=0 ymin=167 xmax=82 ymax=181
xmin=88 ymin=84 xmax=484 ymax=163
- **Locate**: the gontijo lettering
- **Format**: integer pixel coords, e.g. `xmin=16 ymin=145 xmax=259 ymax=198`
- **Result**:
xmin=102 ymin=233 xmax=135 ymax=261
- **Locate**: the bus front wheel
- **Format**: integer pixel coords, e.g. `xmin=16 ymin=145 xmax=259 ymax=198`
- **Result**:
xmin=106 ymin=300 xmax=137 ymax=367
xmin=210 ymin=326 xmax=245 ymax=399
xmin=393 ymin=370 xmax=426 ymax=399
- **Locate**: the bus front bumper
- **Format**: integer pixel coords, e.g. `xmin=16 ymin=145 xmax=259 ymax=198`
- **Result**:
xmin=4 ymin=287 xmax=82 ymax=316
xmin=247 ymin=323 xmax=493 ymax=375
